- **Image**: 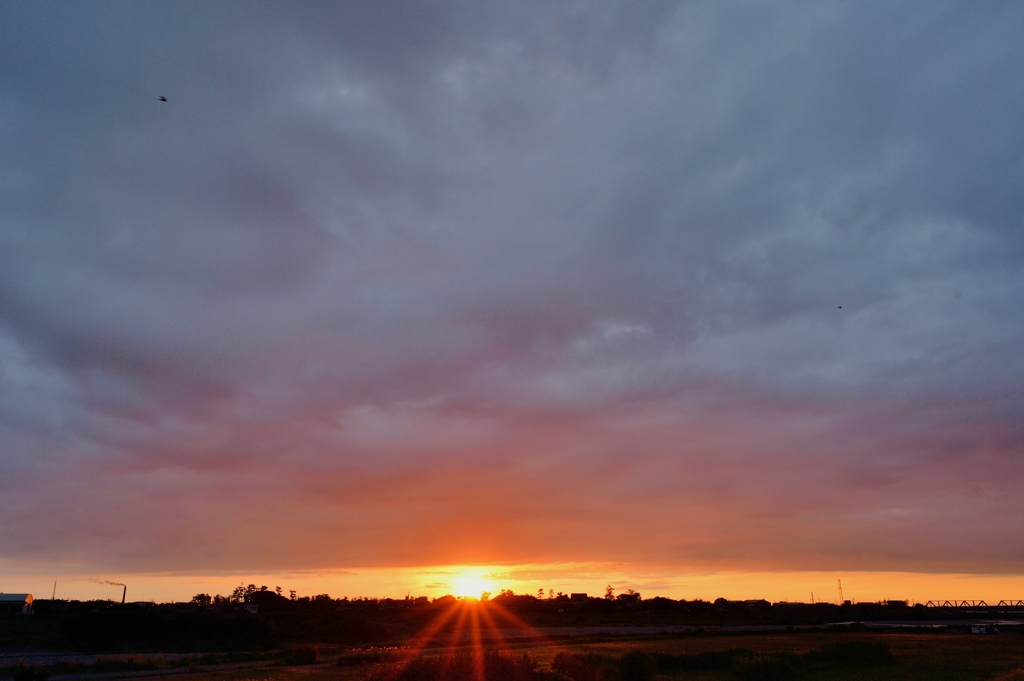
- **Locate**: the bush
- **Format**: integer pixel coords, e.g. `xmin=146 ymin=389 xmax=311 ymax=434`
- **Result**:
xmin=291 ymin=645 xmax=320 ymax=665
xmin=481 ymin=653 xmax=539 ymax=681
xmin=650 ymin=649 xmax=749 ymax=672
xmin=736 ymin=657 xmax=797 ymax=681
xmin=814 ymin=641 xmax=892 ymax=665
xmin=339 ymin=650 xmax=402 ymax=666
xmin=550 ymin=653 xmax=597 ymax=681
xmin=550 ymin=653 xmax=619 ymax=681
xmin=12 ymin=668 xmax=50 ymax=681
xmin=363 ymin=652 xmax=538 ymax=681
xmin=617 ymin=652 xmax=655 ymax=681
xmin=550 ymin=651 xmax=658 ymax=681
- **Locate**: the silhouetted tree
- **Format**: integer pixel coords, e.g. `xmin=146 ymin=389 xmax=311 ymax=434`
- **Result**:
xmin=605 ymin=585 xmax=615 ymax=600
xmin=617 ymin=589 xmax=641 ymax=603
xmin=618 ymin=651 xmax=656 ymax=681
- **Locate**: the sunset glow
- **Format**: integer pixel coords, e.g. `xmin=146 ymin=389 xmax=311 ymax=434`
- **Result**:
xmin=451 ymin=573 xmax=496 ymax=599
xmin=5 ymin=565 xmax=1023 ymax=605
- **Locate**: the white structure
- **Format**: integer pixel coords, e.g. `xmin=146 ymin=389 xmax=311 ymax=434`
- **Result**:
xmin=0 ymin=593 xmax=33 ymax=615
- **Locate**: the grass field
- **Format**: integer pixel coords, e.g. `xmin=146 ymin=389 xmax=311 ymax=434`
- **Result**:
xmin=173 ymin=632 xmax=1024 ymax=681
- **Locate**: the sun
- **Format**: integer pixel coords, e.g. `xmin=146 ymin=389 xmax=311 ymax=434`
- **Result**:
xmin=451 ymin=572 xmax=494 ymax=599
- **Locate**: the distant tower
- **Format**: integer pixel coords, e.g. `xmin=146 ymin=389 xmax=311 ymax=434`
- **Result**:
xmin=838 ymin=579 xmax=844 ymax=604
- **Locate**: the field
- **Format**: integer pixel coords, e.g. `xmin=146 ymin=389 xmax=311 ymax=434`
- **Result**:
xmin=174 ymin=632 xmax=1024 ymax=681
xmin=5 ymin=599 xmax=1023 ymax=681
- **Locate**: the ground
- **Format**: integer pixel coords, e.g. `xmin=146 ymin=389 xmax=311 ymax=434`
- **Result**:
xmin=170 ymin=632 xmax=1024 ymax=681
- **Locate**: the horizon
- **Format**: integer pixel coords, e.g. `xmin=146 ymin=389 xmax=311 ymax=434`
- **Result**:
xmin=1 ymin=3 xmax=1022 ymax=602
xmin=5 ymin=567 xmax=1023 ymax=606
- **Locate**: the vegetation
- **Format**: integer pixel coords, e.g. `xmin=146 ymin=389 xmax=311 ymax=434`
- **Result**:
xmin=291 ymin=644 xmax=321 ymax=665
xmin=547 ymin=642 xmax=891 ymax=681
xmin=9 ymin=669 xmax=49 ymax=681
xmin=337 ymin=647 xmax=408 ymax=667
xmin=1 ymin=590 xmax=1022 ymax=680
xmin=0 ymin=650 xmax=289 ymax=679
xmin=3 ymin=589 xmax=1018 ymax=654
xmin=363 ymin=652 xmax=540 ymax=681
xmin=3 ymin=634 xmax=1024 ymax=681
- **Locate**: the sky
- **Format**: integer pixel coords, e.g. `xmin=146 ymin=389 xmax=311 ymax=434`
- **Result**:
xmin=1 ymin=1 xmax=1023 ymax=603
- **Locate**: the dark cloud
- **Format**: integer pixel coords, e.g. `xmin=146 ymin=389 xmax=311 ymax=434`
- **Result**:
xmin=1 ymin=0 xmax=1022 ymax=576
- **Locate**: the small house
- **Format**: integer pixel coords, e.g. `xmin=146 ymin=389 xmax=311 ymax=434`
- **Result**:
xmin=0 ymin=593 xmax=33 ymax=615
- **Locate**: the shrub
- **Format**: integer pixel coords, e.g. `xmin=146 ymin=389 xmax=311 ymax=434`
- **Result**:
xmin=12 ymin=668 xmax=50 ymax=681
xmin=291 ymin=645 xmax=320 ymax=665
xmin=482 ymin=652 xmax=539 ymax=681
xmin=550 ymin=653 xmax=619 ymax=681
xmin=339 ymin=650 xmax=401 ymax=666
xmin=649 ymin=649 xmax=749 ymax=672
xmin=550 ymin=653 xmax=597 ymax=681
xmin=616 ymin=652 xmax=655 ymax=681
xmin=362 ymin=651 xmax=538 ymax=681
xmin=736 ymin=657 xmax=797 ymax=681
xmin=814 ymin=641 xmax=892 ymax=665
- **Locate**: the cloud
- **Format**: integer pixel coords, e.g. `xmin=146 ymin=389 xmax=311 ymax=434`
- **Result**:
xmin=0 ymin=0 xmax=1022 ymax=576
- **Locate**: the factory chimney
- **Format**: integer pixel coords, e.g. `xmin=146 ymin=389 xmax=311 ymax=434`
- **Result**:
xmin=122 ymin=586 xmax=126 ymax=604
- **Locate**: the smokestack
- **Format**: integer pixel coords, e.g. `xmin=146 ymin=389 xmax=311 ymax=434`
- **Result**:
xmin=122 ymin=586 xmax=126 ymax=604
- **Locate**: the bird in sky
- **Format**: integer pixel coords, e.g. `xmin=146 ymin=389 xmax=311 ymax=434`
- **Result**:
xmin=158 ymin=96 xmax=167 ymax=102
